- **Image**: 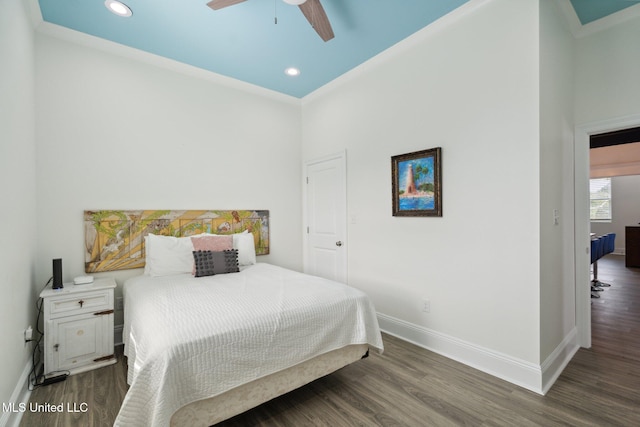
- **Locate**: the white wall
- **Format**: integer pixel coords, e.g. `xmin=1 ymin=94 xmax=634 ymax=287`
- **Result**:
xmin=575 ymin=13 xmax=640 ymax=124
xmin=576 ymin=6 xmax=640 ymax=256
xmin=591 ymin=175 xmax=640 ymax=253
xmin=34 ymin=34 xmax=303 ymax=326
xmin=538 ymin=0 xmax=576 ymax=366
xmin=302 ymin=0 xmax=541 ymax=374
xmin=0 ymin=0 xmax=38 ymax=421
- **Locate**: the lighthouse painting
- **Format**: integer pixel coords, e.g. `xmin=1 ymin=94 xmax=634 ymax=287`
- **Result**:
xmin=391 ymin=147 xmax=442 ymax=217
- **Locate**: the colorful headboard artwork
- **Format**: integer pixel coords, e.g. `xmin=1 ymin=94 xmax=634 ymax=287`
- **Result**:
xmin=84 ymin=210 xmax=269 ymax=273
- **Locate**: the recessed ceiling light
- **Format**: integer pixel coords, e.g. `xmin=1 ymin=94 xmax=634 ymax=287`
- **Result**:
xmin=285 ymin=67 xmax=301 ymax=77
xmin=105 ymin=0 xmax=132 ymax=17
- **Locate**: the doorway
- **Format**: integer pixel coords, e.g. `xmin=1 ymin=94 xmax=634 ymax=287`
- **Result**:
xmin=575 ymin=114 xmax=640 ymax=348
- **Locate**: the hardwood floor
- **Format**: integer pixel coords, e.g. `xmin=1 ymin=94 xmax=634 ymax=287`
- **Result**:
xmin=20 ymin=255 xmax=640 ymax=426
xmin=591 ymin=255 xmax=640 ymax=364
xmin=19 ymin=345 xmax=128 ymax=427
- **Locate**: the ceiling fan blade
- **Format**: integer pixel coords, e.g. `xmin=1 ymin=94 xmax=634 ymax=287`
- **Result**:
xmin=207 ymin=0 xmax=247 ymax=11
xmin=298 ymin=0 xmax=334 ymax=42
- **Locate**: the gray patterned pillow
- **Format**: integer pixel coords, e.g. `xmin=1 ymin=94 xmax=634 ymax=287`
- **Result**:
xmin=192 ymin=250 xmax=239 ymax=277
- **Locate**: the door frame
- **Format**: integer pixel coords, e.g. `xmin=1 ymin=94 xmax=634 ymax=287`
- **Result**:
xmin=302 ymin=150 xmax=347 ymax=282
xmin=575 ymin=113 xmax=640 ymax=348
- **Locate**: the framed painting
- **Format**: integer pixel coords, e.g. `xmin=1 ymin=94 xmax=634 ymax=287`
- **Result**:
xmin=391 ymin=147 xmax=442 ymax=217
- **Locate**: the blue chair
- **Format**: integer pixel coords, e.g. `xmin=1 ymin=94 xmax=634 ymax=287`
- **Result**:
xmin=590 ymin=237 xmax=599 ymax=265
xmin=590 ymin=238 xmax=604 ymax=298
xmin=605 ymin=233 xmax=616 ymax=254
xmin=599 ymin=235 xmax=607 ymax=258
xmin=592 ymin=233 xmax=616 ymax=291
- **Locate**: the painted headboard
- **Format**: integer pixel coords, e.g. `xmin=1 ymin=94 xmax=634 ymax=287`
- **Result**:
xmin=84 ymin=210 xmax=269 ymax=273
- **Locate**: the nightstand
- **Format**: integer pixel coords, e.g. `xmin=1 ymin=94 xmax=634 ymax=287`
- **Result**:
xmin=40 ymin=277 xmax=117 ymax=376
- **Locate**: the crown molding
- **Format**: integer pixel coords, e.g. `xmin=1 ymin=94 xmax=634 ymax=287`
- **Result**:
xmin=27 ymin=0 xmax=300 ymax=106
xmin=25 ymin=0 xmax=43 ymax=28
xmin=302 ymin=0 xmax=490 ymax=104
xmin=557 ymin=0 xmax=583 ymax=37
xmin=559 ymin=0 xmax=640 ymax=39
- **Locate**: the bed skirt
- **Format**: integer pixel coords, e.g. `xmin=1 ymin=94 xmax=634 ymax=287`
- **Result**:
xmin=170 ymin=344 xmax=369 ymax=426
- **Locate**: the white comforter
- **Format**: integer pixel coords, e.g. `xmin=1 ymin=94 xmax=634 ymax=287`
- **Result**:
xmin=115 ymin=263 xmax=383 ymax=427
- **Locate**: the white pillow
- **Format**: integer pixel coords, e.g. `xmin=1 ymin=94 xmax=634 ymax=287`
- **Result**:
xmin=145 ymin=233 xmax=199 ymax=276
xmin=143 ymin=235 xmax=151 ymax=275
xmin=233 ymin=231 xmax=256 ymax=266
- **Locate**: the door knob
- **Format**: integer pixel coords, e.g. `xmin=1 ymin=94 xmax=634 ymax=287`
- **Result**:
xmin=336 ymin=241 xmax=343 ymax=247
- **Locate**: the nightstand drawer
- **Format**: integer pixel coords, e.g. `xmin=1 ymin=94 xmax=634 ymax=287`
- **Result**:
xmin=48 ymin=290 xmax=112 ymax=318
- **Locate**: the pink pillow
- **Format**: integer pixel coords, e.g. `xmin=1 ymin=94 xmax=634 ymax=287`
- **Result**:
xmin=191 ymin=235 xmax=233 ymax=274
xmin=191 ymin=235 xmax=233 ymax=251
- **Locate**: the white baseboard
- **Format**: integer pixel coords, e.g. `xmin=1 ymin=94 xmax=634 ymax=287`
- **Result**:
xmin=541 ymin=327 xmax=579 ymax=394
xmin=377 ymin=313 xmax=545 ymax=395
xmin=0 ymin=360 xmax=32 ymax=427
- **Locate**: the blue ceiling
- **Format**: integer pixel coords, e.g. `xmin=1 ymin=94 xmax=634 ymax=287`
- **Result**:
xmin=570 ymin=0 xmax=640 ymax=25
xmin=36 ymin=0 xmax=640 ymax=98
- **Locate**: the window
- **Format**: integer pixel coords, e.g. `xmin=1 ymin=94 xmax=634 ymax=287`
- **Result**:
xmin=590 ymin=178 xmax=612 ymax=221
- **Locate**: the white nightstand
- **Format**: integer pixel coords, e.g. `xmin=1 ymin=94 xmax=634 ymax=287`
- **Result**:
xmin=40 ymin=277 xmax=117 ymax=376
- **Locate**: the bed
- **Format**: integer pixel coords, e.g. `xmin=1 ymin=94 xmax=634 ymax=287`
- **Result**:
xmin=115 ymin=254 xmax=384 ymax=426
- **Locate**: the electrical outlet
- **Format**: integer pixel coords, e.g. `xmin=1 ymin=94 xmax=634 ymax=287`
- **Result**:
xmin=116 ymin=297 xmax=124 ymax=310
xmin=422 ymin=299 xmax=430 ymax=313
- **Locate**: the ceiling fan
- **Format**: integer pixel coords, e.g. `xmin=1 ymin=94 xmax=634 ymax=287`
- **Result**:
xmin=207 ymin=0 xmax=335 ymax=42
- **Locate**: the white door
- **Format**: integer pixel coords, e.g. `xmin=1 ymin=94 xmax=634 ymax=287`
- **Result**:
xmin=304 ymin=152 xmax=347 ymax=283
